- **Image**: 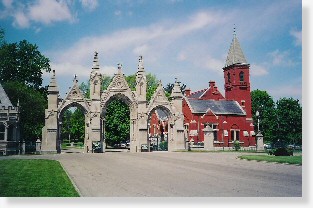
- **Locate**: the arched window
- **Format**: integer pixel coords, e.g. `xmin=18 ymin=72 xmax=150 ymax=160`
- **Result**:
xmin=239 ymin=71 xmax=244 ymax=82
xmin=227 ymin=72 xmax=231 ymax=83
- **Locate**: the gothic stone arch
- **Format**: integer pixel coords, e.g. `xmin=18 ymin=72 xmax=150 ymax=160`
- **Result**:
xmin=41 ymin=53 xmax=185 ymax=153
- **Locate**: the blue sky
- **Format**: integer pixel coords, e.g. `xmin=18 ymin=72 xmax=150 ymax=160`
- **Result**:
xmin=0 ymin=0 xmax=302 ymax=102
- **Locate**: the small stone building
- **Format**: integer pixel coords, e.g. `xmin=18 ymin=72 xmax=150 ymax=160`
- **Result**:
xmin=0 ymin=83 xmax=20 ymax=155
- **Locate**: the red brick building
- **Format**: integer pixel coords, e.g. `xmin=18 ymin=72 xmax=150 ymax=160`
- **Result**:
xmin=183 ymin=33 xmax=255 ymax=148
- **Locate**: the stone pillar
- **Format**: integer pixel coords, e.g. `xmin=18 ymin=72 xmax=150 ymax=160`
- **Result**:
xmin=21 ymin=142 xmax=25 ymax=155
xmin=256 ymin=132 xmax=264 ymax=152
xmin=170 ymin=79 xmax=185 ymax=151
xmin=36 ymin=139 xmax=41 ymax=154
xmin=4 ymin=123 xmax=8 ymax=141
xmin=203 ymin=126 xmax=214 ymax=151
xmin=42 ymin=70 xmax=59 ymax=154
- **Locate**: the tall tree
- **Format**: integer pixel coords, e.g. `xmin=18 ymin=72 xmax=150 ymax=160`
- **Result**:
xmin=251 ymin=90 xmax=276 ymax=143
xmin=276 ymin=98 xmax=302 ymax=146
xmin=0 ymin=40 xmax=51 ymax=90
xmin=3 ymin=82 xmax=47 ymax=141
xmin=105 ymin=99 xmax=130 ymax=146
xmin=0 ymin=31 xmax=50 ymax=142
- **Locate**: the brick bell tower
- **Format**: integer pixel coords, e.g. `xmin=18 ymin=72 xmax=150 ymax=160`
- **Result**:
xmin=223 ymin=28 xmax=252 ymax=118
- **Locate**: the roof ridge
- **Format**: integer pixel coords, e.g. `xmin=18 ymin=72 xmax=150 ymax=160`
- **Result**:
xmin=190 ymin=88 xmax=207 ymax=96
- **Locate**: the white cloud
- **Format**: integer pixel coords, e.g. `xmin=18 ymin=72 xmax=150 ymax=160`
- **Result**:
xmin=268 ymin=49 xmax=296 ymax=67
xmin=203 ymin=56 xmax=224 ymax=75
xmin=114 ymin=10 xmax=122 ymax=16
xmin=51 ymin=10 xmax=222 ymax=64
xmin=290 ymin=29 xmax=302 ymax=46
xmin=269 ymin=84 xmax=302 ymax=102
xmin=12 ymin=11 xmax=30 ymax=28
xmin=80 ymin=0 xmax=98 ymax=11
xmin=28 ymin=0 xmax=74 ymax=25
xmin=250 ymin=64 xmax=269 ymax=77
xmin=1 ymin=0 xmax=76 ymax=29
xmin=132 ymin=44 xmax=149 ymax=56
xmin=2 ymin=0 xmax=13 ymax=8
xmin=177 ymin=52 xmax=187 ymax=61
xmin=48 ymin=62 xmax=117 ymax=79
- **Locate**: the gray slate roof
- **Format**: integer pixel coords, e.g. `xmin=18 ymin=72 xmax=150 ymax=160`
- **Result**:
xmin=156 ymin=108 xmax=168 ymax=121
xmin=225 ymin=35 xmax=248 ymax=67
xmin=188 ymin=99 xmax=245 ymax=115
xmin=0 ymin=83 xmax=13 ymax=107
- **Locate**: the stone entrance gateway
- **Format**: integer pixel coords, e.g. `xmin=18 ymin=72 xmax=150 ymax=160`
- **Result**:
xmin=41 ymin=53 xmax=185 ymax=153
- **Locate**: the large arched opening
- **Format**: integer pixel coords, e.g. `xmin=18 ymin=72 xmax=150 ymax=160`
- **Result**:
xmin=101 ymin=93 xmax=133 ymax=151
xmin=58 ymin=102 xmax=88 ymax=153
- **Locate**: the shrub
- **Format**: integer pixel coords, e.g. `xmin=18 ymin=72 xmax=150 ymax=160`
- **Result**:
xmin=159 ymin=141 xmax=168 ymax=151
xmin=273 ymin=147 xmax=293 ymax=156
xmin=234 ymin=140 xmax=241 ymax=151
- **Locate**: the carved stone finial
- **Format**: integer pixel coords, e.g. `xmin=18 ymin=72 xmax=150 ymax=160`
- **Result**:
xmin=92 ymin=51 xmax=100 ymax=70
xmin=73 ymin=74 xmax=78 ymax=83
xmin=137 ymin=55 xmax=144 ymax=72
xmin=117 ymin=63 xmax=122 ymax=73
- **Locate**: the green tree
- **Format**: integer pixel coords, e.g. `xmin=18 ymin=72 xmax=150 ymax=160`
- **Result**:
xmin=146 ymin=73 xmax=158 ymax=101
xmin=251 ymin=90 xmax=276 ymax=143
xmin=70 ymin=108 xmax=85 ymax=143
xmin=105 ymin=99 xmax=130 ymax=146
xmin=61 ymin=109 xmax=72 ymax=143
xmin=3 ymin=82 xmax=47 ymax=141
xmin=60 ymin=107 xmax=85 ymax=144
xmin=103 ymin=73 xmax=159 ymax=146
xmin=164 ymin=82 xmax=187 ymax=98
xmin=102 ymin=75 xmax=113 ymax=90
xmin=276 ymin=98 xmax=302 ymax=146
xmin=0 ymin=40 xmax=51 ymax=90
xmin=79 ymin=82 xmax=90 ymax=99
xmin=0 ymin=28 xmax=4 ymax=45
xmin=0 ymin=31 xmax=50 ymax=142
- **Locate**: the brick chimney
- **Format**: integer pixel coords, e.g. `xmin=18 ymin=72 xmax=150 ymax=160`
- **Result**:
xmin=185 ymin=88 xmax=191 ymax=97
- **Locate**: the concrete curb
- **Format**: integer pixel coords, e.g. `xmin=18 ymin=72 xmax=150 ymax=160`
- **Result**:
xmin=59 ymin=162 xmax=82 ymax=197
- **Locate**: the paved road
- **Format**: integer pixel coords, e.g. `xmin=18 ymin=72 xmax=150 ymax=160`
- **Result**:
xmin=3 ymin=152 xmax=302 ymax=197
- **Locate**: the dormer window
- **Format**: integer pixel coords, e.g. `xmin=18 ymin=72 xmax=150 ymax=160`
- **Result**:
xmin=239 ymin=71 xmax=244 ymax=82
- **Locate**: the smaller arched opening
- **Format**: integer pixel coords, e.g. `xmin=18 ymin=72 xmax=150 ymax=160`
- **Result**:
xmin=58 ymin=102 xmax=88 ymax=153
xmin=147 ymin=105 xmax=172 ymax=151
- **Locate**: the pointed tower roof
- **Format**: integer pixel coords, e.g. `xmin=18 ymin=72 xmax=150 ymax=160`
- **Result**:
xmin=0 ymin=83 xmax=13 ymax=107
xmin=225 ymin=27 xmax=248 ymax=67
xmin=48 ymin=70 xmax=59 ymax=93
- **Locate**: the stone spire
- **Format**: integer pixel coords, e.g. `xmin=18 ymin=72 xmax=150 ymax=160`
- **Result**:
xmin=92 ymin=51 xmax=100 ymax=71
xmin=48 ymin=70 xmax=59 ymax=93
xmin=171 ymin=78 xmax=183 ymax=99
xmin=137 ymin=55 xmax=145 ymax=72
xmin=225 ymin=27 xmax=248 ymax=67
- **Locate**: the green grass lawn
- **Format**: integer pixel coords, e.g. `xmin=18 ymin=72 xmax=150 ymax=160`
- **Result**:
xmin=0 ymin=159 xmax=79 ymax=197
xmin=238 ymin=155 xmax=302 ymax=165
